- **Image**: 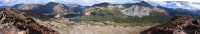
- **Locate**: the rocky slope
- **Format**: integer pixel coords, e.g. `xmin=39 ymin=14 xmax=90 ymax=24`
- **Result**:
xmin=20 ymin=10 xmax=51 ymax=21
xmin=0 ymin=8 xmax=59 ymax=34
xmin=121 ymin=1 xmax=168 ymax=17
xmin=140 ymin=16 xmax=200 ymax=34
xmin=121 ymin=5 xmax=168 ymax=17
xmin=7 ymin=8 xmax=51 ymax=21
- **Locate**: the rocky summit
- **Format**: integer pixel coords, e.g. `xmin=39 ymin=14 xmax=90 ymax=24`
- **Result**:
xmin=140 ymin=16 xmax=200 ymax=34
xmin=0 ymin=9 xmax=59 ymax=34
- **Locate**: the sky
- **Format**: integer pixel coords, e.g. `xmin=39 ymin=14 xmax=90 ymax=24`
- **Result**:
xmin=0 ymin=0 xmax=200 ymax=10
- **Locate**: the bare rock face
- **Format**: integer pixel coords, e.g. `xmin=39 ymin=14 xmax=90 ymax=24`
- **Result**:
xmin=121 ymin=5 xmax=151 ymax=17
xmin=121 ymin=1 xmax=168 ymax=17
xmin=140 ymin=16 xmax=200 ymax=34
xmin=121 ymin=5 xmax=168 ymax=17
xmin=0 ymin=9 xmax=59 ymax=34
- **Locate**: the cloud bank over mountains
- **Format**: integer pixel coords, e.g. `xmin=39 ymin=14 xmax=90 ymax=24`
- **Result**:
xmin=0 ymin=0 xmax=200 ymax=9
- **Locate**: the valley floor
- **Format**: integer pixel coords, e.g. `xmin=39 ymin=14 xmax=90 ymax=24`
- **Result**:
xmin=35 ymin=18 xmax=153 ymax=34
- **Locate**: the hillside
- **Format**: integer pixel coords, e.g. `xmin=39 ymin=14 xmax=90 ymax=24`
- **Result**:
xmin=140 ymin=16 xmax=200 ymax=34
xmin=0 ymin=8 xmax=59 ymax=34
xmin=7 ymin=8 xmax=51 ymax=21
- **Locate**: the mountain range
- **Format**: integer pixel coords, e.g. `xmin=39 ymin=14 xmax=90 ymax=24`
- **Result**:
xmin=12 ymin=2 xmax=90 ymax=15
xmin=8 ymin=1 xmax=200 ymax=23
xmin=10 ymin=1 xmax=200 ymax=17
xmin=1 ymin=0 xmax=200 ymax=10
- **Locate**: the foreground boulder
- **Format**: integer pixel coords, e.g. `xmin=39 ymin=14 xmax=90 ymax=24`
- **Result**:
xmin=140 ymin=16 xmax=200 ymax=34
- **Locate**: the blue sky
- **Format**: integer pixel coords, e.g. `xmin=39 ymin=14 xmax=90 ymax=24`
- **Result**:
xmin=0 ymin=0 xmax=142 ymax=6
xmin=0 ymin=0 xmax=200 ymax=10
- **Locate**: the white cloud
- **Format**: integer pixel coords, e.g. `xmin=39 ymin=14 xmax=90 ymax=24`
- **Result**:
xmin=143 ymin=0 xmax=200 ymax=9
xmin=4 ymin=0 xmax=10 ymax=2
xmin=145 ymin=0 xmax=200 ymax=2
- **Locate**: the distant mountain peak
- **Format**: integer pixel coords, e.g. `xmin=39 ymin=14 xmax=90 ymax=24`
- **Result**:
xmin=66 ymin=4 xmax=82 ymax=7
xmin=92 ymin=2 xmax=110 ymax=7
xmin=135 ymin=1 xmax=153 ymax=7
xmin=12 ymin=3 xmax=24 ymax=8
xmin=45 ymin=2 xmax=60 ymax=5
xmin=91 ymin=1 xmax=152 ymax=8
